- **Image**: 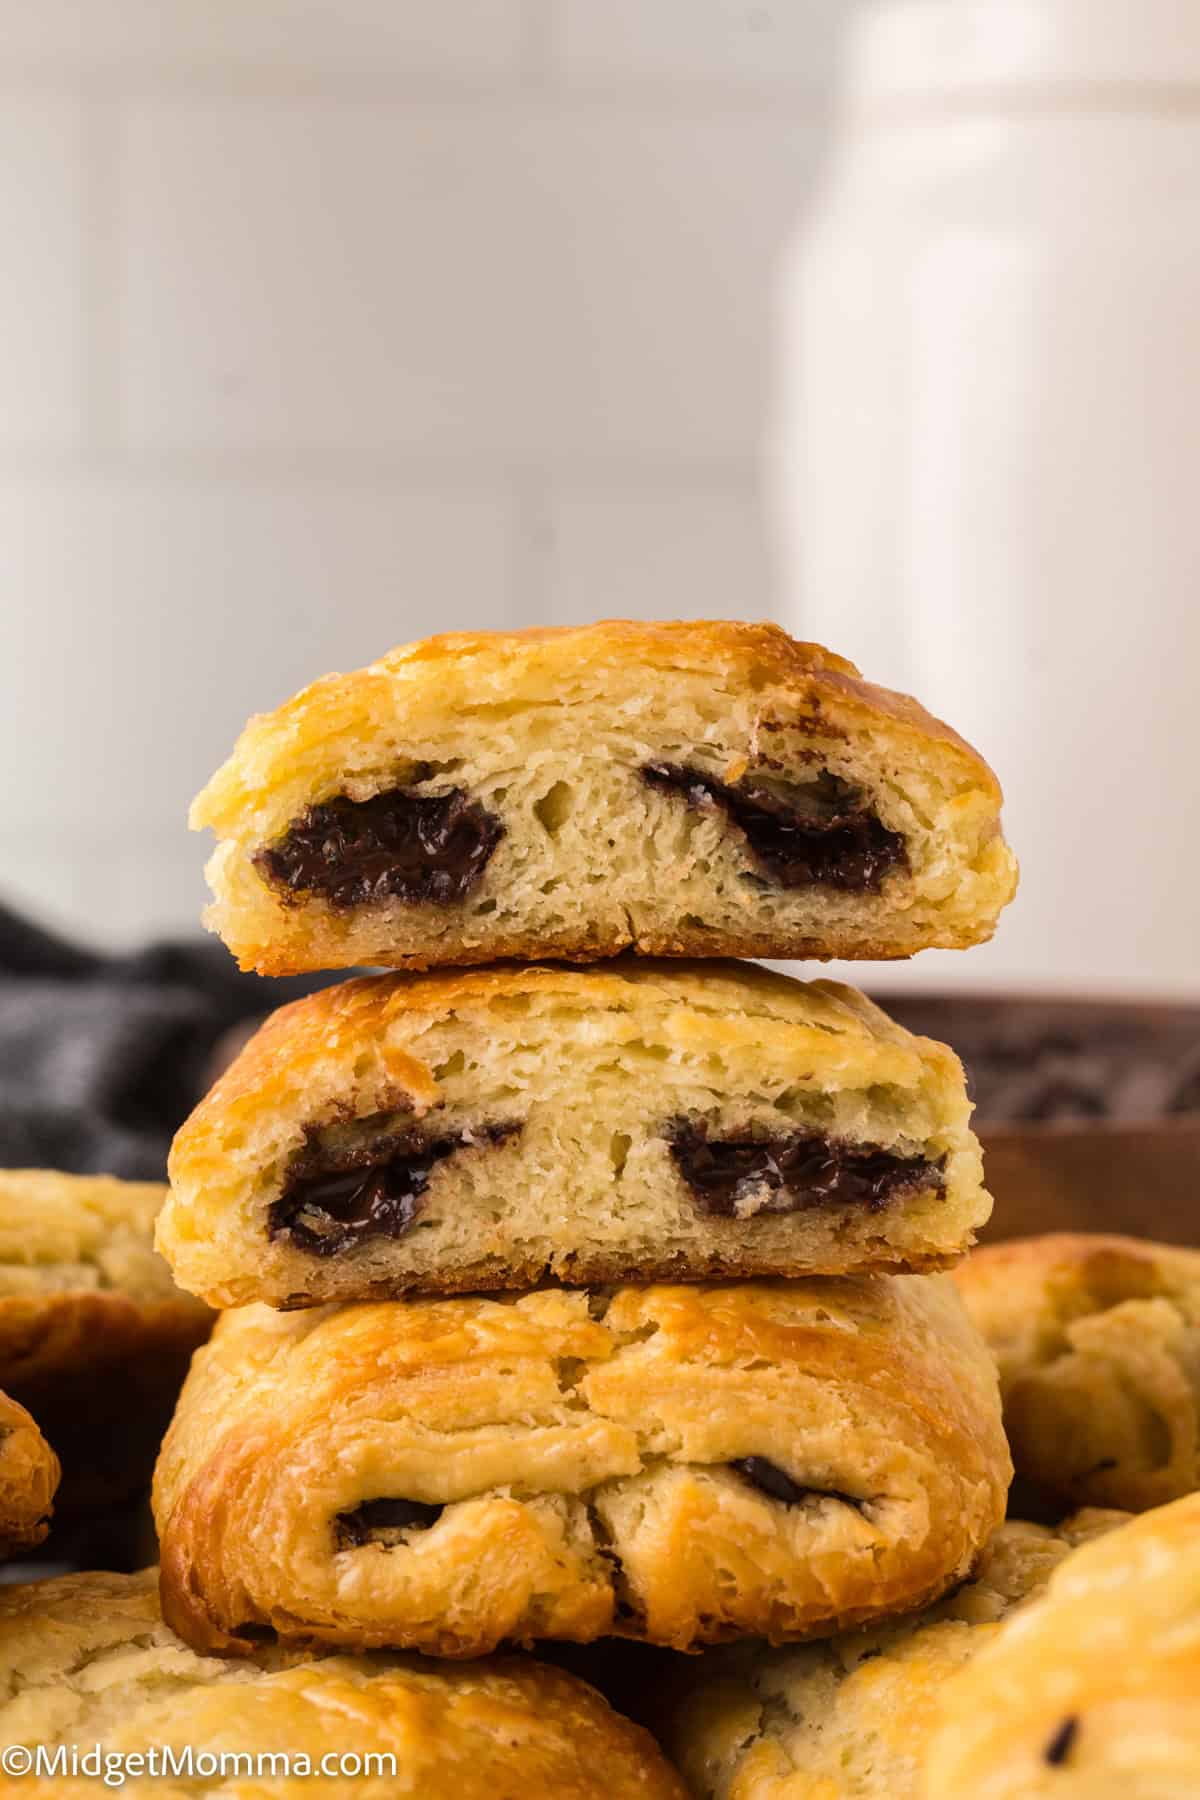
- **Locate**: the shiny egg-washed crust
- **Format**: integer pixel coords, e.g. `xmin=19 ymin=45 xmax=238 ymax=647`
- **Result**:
xmin=954 ymin=1233 xmax=1200 ymax=1513
xmin=0 ymin=1569 xmax=685 ymax=1800
xmin=662 ymin=1509 xmax=1127 ymax=1800
xmin=160 ymin=961 xmax=987 ymax=1310
xmin=191 ymin=620 xmax=1017 ymax=975
xmin=0 ymin=1390 xmax=58 ymax=1556
xmin=152 ymin=1276 xmax=1010 ymax=1660
xmin=0 ymin=1172 xmax=213 ymax=1513
xmin=926 ymin=1492 xmax=1200 ymax=1798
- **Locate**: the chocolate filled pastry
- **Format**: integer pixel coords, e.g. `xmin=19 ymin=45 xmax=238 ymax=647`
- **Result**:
xmin=0 ymin=1569 xmax=684 ymax=1800
xmin=954 ymin=1233 xmax=1200 ymax=1515
xmin=925 ymin=1492 xmax=1200 ymax=1798
xmin=158 ymin=961 xmax=988 ymax=1309
xmin=151 ymin=1275 xmax=1010 ymax=1659
xmin=660 ymin=1509 xmax=1126 ymax=1800
xmin=190 ymin=620 xmax=1016 ymax=976
xmin=0 ymin=1171 xmax=213 ymax=1513
xmin=0 ymin=1390 xmax=58 ymax=1556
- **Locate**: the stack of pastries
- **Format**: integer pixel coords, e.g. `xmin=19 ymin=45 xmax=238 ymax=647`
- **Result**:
xmin=4 ymin=620 xmax=1198 ymax=1795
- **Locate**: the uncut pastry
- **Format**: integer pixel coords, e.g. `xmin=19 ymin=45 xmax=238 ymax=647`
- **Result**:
xmin=0 ymin=1390 xmax=58 ymax=1556
xmin=663 ymin=1508 xmax=1125 ymax=1800
xmin=954 ymin=1233 xmax=1200 ymax=1513
xmin=152 ymin=1275 xmax=1010 ymax=1659
xmin=0 ymin=1170 xmax=212 ymax=1511
xmin=159 ymin=962 xmax=988 ymax=1309
xmin=926 ymin=1492 xmax=1200 ymax=1798
xmin=191 ymin=620 xmax=1017 ymax=976
xmin=0 ymin=1569 xmax=683 ymax=1800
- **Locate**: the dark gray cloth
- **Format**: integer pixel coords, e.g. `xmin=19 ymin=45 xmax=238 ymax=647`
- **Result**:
xmin=0 ymin=900 xmax=330 ymax=1178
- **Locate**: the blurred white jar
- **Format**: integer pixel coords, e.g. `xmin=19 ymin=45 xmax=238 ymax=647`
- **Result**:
xmin=776 ymin=0 xmax=1200 ymax=995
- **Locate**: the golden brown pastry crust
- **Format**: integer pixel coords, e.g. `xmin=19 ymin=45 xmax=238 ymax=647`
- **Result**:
xmin=954 ymin=1233 xmax=1200 ymax=1513
xmin=0 ymin=1568 xmax=685 ymax=1800
xmin=153 ymin=1276 xmax=1010 ymax=1660
xmin=925 ymin=1493 xmax=1200 ymax=1798
xmin=0 ymin=1171 xmax=212 ymax=1512
xmin=0 ymin=1390 xmax=58 ymax=1556
xmin=660 ymin=1509 xmax=1127 ymax=1800
xmin=160 ymin=961 xmax=988 ymax=1309
xmin=191 ymin=620 xmax=1016 ymax=975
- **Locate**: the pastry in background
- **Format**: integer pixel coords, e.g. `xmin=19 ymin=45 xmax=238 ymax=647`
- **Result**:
xmin=0 ymin=1390 xmax=58 ymax=1557
xmin=954 ymin=1233 xmax=1200 ymax=1513
xmin=0 ymin=1568 xmax=685 ymax=1800
xmin=925 ymin=1492 xmax=1200 ymax=1798
xmin=160 ymin=961 xmax=988 ymax=1310
xmin=661 ymin=1509 xmax=1125 ymax=1800
xmin=152 ymin=1275 xmax=1010 ymax=1658
xmin=191 ymin=620 xmax=1016 ymax=977
xmin=0 ymin=1171 xmax=212 ymax=1513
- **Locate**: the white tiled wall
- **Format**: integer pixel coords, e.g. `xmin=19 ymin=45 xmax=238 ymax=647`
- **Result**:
xmin=0 ymin=0 xmax=856 ymax=947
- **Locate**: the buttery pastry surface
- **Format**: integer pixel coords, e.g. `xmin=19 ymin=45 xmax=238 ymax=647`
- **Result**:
xmin=159 ymin=961 xmax=988 ymax=1309
xmin=0 ymin=1171 xmax=212 ymax=1512
xmin=0 ymin=1389 xmax=58 ymax=1556
xmin=954 ymin=1233 xmax=1200 ymax=1512
xmin=925 ymin=1492 xmax=1200 ymax=1798
xmin=0 ymin=1568 xmax=683 ymax=1800
xmin=663 ymin=1509 xmax=1126 ymax=1800
xmin=191 ymin=619 xmax=1017 ymax=975
xmin=152 ymin=1276 xmax=1010 ymax=1659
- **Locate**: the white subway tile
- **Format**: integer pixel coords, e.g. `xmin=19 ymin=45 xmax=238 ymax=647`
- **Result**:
xmin=0 ymin=97 xmax=86 ymax=449
xmin=117 ymin=99 xmax=818 ymax=461
xmin=540 ymin=486 xmax=773 ymax=624
xmin=0 ymin=0 xmax=527 ymax=78
xmin=0 ymin=477 xmax=517 ymax=942
xmin=554 ymin=0 xmax=854 ymax=88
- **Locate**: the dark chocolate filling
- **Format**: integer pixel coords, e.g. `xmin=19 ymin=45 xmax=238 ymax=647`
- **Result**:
xmin=335 ymin=1497 xmax=444 ymax=1550
xmin=669 ymin=1121 xmax=942 ymax=1218
xmin=732 ymin=1458 xmax=864 ymax=1511
xmin=641 ymin=762 xmax=906 ymax=893
xmin=1043 ymin=1717 xmax=1079 ymax=1767
xmin=255 ymin=784 xmax=503 ymax=909
xmin=269 ymin=1119 xmax=520 ymax=1256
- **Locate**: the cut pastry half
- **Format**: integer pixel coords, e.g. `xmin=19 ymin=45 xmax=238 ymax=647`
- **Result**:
xmin=152 ymin=1276 xmax=1010 ymax=1658
xmin=191 ymin=620 xmax=1017 ymax=975
xmin=159 ymin=960 xmax=989 ymax=1309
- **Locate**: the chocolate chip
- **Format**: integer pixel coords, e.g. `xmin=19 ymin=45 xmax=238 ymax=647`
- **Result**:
xmin=270 ymin=1118 xmax=520 ymax=1257
xmin=641 ymin=762 xmax=906 ymax=893
xmin=1043 ymin=1717 xmax=1079 ymax=1767
xmin=334 ymin=1497 xmax=444 ymax=1550
xmin=255 ymin=784 xmax=503 ymax=909
xmin=669 ymin=1121 xmax=941 ymax=1218
xmin=732 ymin=1458 xmax=863 ymax=1511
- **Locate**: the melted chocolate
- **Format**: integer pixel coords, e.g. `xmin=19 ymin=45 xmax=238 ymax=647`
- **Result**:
xmin=641 ymin=763 xmax=906 ymax=893
xmin=1043 ymin=1718 xmax=1079 ymax=1768
xmin=669 ymin=1122 xmax=941 ymax=1218
xmin=335 ymin=1497 xmax=444 ymax=1550
xmin=732 ymin=1458 xmax=863 ymax=1510
xmin=269 ymin=1120 xmax=519 ymax=1257
xmin=255 ymin=784 xmax=503 ymax=909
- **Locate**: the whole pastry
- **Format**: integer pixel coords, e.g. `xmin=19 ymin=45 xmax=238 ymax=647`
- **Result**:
xmin=152 ymin=1275 xmax=1010 ymax=1658
xmin=0 ymin=1390 xmax=58 ymax=1556
xmin=0 ymin=1568 xmax=684 ymax=1800
xmin=191 ymin=619 xmax=1016 ymax=976
xmin=0 ymin=1170 xmax=212 ymax=1511
xmin=925 ymin=1492 xmax=1200 ymax=1798
xmin=159 ymin=961 xmax=988 ymax=1309
xmin=954 ymin=1233 xmax=1200 ymax=1512
xmin=662 ymin=1509 xmax=1125 ymax=1800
